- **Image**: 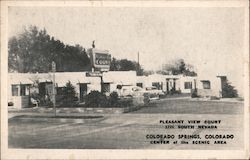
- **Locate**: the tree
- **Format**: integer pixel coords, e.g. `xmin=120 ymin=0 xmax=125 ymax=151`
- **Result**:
xmin=109 ymin=91 xmax=119 ymax=106
xmin=143 ymin=70 xmax=155 ymax=76
xmin=8 ymin=37 xmax=20 ymax=72
xmin=109 ymin=58 xmax=143 ymax=75
xmin=8 ymin=25 xmax=92 ymax=73
xmin=110 ymin=58 xmax=119 ymax=71
xmin=8 ymin=26 xmax=42 ymax=72
xmin=222 ymin=80 xmax=238 ymax=98
xmin=85 ymin=91 xmax=108 ymax=107
xmin=159 ymin=59 xmax=197 ymax=76
xmin=135 ymin=62 xmax=144 ymax=76
xmin=61 ymin=81 xmax=78 ymax=106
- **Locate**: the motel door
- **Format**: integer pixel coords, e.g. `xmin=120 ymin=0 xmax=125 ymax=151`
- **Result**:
xmin=80 ymin=83 xmax=87 ymax=102
xmin=102 ymin=83 xmax=110 ymax=93
xmin=38 ymin=83 xmax=46 ymax=97
xmin=166 ymin=80 xmax=169 ymax=93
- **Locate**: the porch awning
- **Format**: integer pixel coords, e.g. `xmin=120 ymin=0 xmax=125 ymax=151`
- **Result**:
xmin=38 ymin=78 xmax=52 ymax=83
xmin=56 ymin=78 xmax=77 ymax=87
xmin=103 ymin=79 xmax=113 ymax=83
xmin=102 ymin=77 xmax=114 ymax=83
xmin=56 ymin=78 xmax=90 ymax=87
xmin=78 ymin=79 xmax=91 ymax=84
xmin=10 ymin=78 xmax=33 ymax=85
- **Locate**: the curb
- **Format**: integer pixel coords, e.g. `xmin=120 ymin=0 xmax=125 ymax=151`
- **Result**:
xmin=9 ymin=115 xmax=106 ymax=124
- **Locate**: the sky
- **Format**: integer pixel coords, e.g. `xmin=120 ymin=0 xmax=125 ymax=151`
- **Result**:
xmin=8 ymin=7 xmax=246 ymax=95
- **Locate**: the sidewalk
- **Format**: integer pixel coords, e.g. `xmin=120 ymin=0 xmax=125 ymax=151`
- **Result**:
xmin=158 ymin=96 xmax=191 ymax=101
xmin=152 ymin=95 xmax=244 ymax=104
xmin=8 ymin=106 xmax=130 ymax=120
xmin=8 ymin=107 xmax=102 ymax=118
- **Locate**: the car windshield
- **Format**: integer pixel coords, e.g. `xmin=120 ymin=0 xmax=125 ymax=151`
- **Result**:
xmin=146 ymin=87 xmax=157 ymax=90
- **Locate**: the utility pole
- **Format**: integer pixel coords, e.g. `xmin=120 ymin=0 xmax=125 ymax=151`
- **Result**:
xmin=52 ymin=61 xmax=56 ymax=117
xmin=137 ymin=52 xmax=140 ymax=75
xmin=137 ymin=52 xmax=140 ymax=66
xmin=92 ymin=40 xmax=95 ymax=72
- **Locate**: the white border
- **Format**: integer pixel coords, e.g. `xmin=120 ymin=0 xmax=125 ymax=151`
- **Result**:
xmin=1 ymin=1 xmax=249 ymax=159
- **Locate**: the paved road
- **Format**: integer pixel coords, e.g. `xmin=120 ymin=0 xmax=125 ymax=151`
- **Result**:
xmin=8 ymin=99 xmax=244 ymax=149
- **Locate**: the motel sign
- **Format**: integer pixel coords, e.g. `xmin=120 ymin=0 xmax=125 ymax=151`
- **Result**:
xmin=87 ymin=48 xmax=111 ymax=71
xmin=95 ymin=53 xmax=111 ymax=66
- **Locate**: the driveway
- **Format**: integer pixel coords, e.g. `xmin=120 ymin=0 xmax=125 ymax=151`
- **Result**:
xmin=8 ymin=98 xmax=244 ymax=149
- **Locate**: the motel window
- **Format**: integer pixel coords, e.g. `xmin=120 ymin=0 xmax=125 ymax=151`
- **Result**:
xmin=184 ymin=82 xmax=192 ymax=89
xmin=201 ymin=81 xmax=211 ymax=89
xmin=136 ymin=83 xmax=143 ymax=88
xmin=12 ymin=85 xmax=19 ymax=96
xmin=20 ymin=85 xmax=27 ymax=96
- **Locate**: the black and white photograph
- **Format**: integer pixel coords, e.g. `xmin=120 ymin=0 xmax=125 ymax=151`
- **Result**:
xmin=1 ymin=0 xmax=249 ymax=159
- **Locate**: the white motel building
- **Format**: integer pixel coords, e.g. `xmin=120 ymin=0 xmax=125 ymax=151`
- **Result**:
xmin=8 ymin=71 xmax=227 ymax=109
xmin=7 ymin=47 xmax=227 ymax=109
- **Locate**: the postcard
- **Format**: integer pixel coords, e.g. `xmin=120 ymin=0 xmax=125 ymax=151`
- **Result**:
xmin=1 ymin=0 xmax=249 ymax=159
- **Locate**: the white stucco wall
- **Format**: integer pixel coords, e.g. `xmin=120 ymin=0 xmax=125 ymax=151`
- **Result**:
xmin=179 ymin=76 xmax=197 ymax=93
xmin=196 ymin=76 xmax=222 ymax=97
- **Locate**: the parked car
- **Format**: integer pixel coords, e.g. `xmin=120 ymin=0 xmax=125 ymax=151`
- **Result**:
xmin=119 ymin=85 xmax=145 ymax=97
xmin=144 ymin=86 xmax=164 ymax=100
xmin=118 ymin=85 xmax=150 ymax=105
xmin=145 ymin=86 xmax=164 ymax=95
xmin=118 ymin=85 xmax=162 ymax=101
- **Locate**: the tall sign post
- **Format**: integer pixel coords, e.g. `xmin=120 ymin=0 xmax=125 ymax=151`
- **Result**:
xmin=87 ymin=47 xmax=111 ymax=93
xmin=52 ymin=61 xmax=56 ymax=116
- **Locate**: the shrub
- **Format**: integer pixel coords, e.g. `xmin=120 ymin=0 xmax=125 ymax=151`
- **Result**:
xmin=169 ymin=88 xmax=181 ymax=95
xmin=109 ymin=91 xmax=119 ymax=106
xmin=222 ymin=80 xmax=238 ymax=98
xmin=191 ymin=88 xmax=199 ymax=98
xmin=60 ymin=81 xmax=78 ymax=106
xmin=84 ymin=91 xmax=135 ymax=108
xmin=85 ymin=90 xmax=108 ymax=107
xmin=117 ymin=97 xmax=133 ymax=107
